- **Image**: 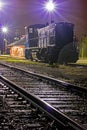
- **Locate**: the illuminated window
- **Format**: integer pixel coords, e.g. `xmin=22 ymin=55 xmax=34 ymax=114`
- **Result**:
xmin=29 ymin=28 xmax=33 ymax=33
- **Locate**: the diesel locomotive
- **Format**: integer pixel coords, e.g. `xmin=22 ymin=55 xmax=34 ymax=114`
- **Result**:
xmin=24 ymin=22 xmax=79 ymax=64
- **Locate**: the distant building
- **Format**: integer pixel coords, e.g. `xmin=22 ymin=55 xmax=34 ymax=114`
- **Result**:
xmin=7 ymin=36 xmax=25 ymax=58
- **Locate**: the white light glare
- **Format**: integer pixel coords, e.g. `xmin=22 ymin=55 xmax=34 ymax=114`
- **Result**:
xmin=45 ymin=0 xmax=55 ymax=12
xmin=0 ymin=1 xmax=3 ymax=9
xmin=2 ymin=27 xmax=8 ymax=33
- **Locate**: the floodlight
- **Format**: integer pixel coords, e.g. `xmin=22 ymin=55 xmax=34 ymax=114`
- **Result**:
xmin=0 ymin=1 xmax=3 ymax=9
xmin=2 ymin=26 xmax=8 ymax=33
xmin=45 ymin=0 xmax=55 ymax=12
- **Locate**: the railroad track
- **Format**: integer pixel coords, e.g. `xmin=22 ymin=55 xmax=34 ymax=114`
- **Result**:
xmin=0 ymin=75 xmax=66 ymax=130
xmin=0 ymin=63 xmax=87 ymax=130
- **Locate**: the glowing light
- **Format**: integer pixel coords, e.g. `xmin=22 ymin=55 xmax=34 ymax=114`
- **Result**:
xmin=45 ymin=0 xmax=56 ymax=12
xmin=0 ymin=1 xmax=3 ymax=9
xmin=2 ymin=26 xmax=8 ymax=33
xmin=10 ymin=46 xmax=25 ymax=57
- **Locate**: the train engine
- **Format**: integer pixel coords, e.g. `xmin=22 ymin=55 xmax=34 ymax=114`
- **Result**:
xmin=24 ymin=22 xmax=79 ymax=64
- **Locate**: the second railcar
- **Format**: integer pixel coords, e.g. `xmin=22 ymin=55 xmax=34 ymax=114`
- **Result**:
xmin=24 ymin=22 xmax=79 ymax=64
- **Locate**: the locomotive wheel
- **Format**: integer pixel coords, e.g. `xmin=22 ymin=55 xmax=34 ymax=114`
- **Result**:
xmin=37 ymin=48 xmax=47 ymax=61
xmin=36 ymin=51 xmax=41 ymax=60
xmin=25 ymin=50 xmax=33 ymax=60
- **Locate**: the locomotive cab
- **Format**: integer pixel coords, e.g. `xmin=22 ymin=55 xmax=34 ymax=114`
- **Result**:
xmin=55 ymin=22 xmax=78 ymax=64
xmin=25 ymin=24 xmax=45 ymax=59
xmin=55 ymin=22 xmax=74 ymax=48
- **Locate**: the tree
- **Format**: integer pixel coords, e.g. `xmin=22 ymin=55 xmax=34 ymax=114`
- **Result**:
xmin=80 ymin=34 xmax=87 ymax=58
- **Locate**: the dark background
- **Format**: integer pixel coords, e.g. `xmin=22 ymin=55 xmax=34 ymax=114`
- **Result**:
xmin=0 ymin=0 xmax=87 ymax=38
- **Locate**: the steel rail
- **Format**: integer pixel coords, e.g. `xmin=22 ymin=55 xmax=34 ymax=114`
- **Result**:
xmin=0 ymin=62 xmax=86 ymax=93
xmin=0 ymin=75 xmax=86 ymax=130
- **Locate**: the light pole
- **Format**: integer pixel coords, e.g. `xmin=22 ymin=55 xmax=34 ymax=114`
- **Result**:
xmin=1 ymin=26 xmax=8 ymax=54
xmin=45 ymin=0 xmax=56 ymax=23
xmin=0 ymin=1 xmax=8 ymax=54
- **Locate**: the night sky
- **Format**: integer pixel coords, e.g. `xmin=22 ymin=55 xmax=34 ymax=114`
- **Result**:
xmin=1 ymin=0 xmax=87 ymax=38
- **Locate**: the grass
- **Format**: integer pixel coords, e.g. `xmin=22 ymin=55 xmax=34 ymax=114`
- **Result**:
xmin=0 ymin=55 xmax=87 ymax=66
xmin=77 ymin=57 xmax=87 ymax=65
xmin=0 ymin=55 xmax=46 ymax=66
